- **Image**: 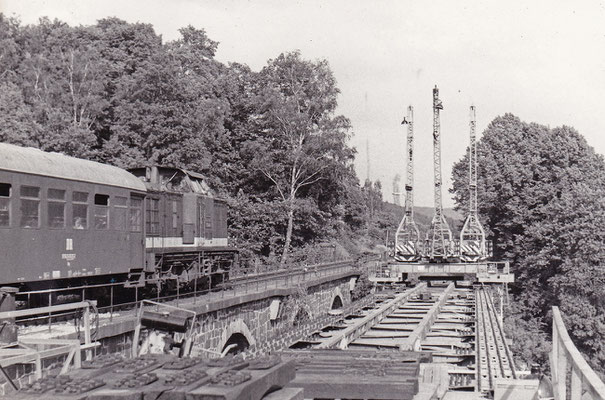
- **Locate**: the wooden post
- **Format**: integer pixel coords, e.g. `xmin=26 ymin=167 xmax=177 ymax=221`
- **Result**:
xmin=132 ymin=303 xmax=143 ymax=358
xmin=571 ymin=365 xmax=582 ymax=400
xmin=35 ymin=354 xmax=42 ymax=379
xmin=557 ymin=338 xmax=567 ymax=400
xmin=83 ymin=304 xmax=92 ymax=361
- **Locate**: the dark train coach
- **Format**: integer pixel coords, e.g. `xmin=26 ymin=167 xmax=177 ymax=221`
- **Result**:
xmin=0 ymin=143 xmax=236 ymax=294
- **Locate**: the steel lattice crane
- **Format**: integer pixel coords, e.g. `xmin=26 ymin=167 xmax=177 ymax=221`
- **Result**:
xmin=426 ymin=86 xmax=453 ymax=260
xmin=460 ymin=106 xmax=487 ymax=262
xmin=394 ymin=106 xmax=421 ymax=262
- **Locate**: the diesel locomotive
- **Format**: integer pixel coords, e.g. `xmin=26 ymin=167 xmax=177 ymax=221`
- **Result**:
xmin=0 ymin=142 xmax=237 ymax=294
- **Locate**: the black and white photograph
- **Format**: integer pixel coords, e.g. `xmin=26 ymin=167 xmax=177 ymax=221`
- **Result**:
xmin=0 ymin=1 xmax=603 ymax=399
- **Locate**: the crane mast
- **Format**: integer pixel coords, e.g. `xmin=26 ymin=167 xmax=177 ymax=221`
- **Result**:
xmin=427 ymin=86 xmax=452 ymax=260
xmin=394 ymin=106 xmax=420 ymax=262
xmin=460 ymin=106 xmax=486 ymax=261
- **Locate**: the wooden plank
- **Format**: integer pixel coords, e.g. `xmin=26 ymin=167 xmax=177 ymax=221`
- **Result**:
xmin=288 ymin=377 xmax=418 ymax=399
xmin=0 ymin=301 xmax=96 ymax=320
xmin=400 ymin=283 xmax=455 ymax=351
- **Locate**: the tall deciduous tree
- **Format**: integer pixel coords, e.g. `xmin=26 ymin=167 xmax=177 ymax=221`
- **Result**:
xmin=251 ymin=51 xmax=352 ymax=263
xmin=451 ymin=114 xmax=605 ymax=374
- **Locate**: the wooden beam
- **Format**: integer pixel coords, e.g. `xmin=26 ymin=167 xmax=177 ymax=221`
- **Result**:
xmin=318 ymin=283 xmax=427 ymax=349
xmin=400 ymin=282 xmax=455 ymax=351
xmin=0 ymin=300 xmax=97 ymax=320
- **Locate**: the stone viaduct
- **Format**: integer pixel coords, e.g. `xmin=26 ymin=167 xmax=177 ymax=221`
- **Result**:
xmin=92 ymin=260 xmax=368 ymax=359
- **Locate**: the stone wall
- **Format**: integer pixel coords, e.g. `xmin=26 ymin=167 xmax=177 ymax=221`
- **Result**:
xmin=190 ymin=276 xmax=354 ymax=355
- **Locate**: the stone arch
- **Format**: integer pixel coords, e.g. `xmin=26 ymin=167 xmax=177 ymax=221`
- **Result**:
xmin=330 ymin=287 xmax=345 ymax=310
xmin=219 ymin=319 xmax=256 ymax=355
xmin=293 ymin=306 xmax=312 ymax=326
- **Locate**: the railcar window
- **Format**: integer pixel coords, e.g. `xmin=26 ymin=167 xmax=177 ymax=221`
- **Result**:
xmin=129 ymin=196 xmax=142 ymax=232
xmin=0 ymin=183 xmax=10 ymax=227
xmin=20 ymin=186 xmax=39 ymax=228
xmin=47 ymin=188 xmax=66 ymax=229
xmin=114 ymin=196 xmax=128 ymax=230
xmin=94 ymin=194 xmax=109 ymax=230
xmin=72 ymin=191 xmax=88 ymax=229
xmin=146 ymin=198 xmax=160 ymax=235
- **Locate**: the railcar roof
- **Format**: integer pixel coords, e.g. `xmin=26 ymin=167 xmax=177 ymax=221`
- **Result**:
xmin=0 ymin=142 xmax=147 ymax=191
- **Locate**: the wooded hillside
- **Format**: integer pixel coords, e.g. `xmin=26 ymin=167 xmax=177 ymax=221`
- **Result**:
xmin=0 ymin=15 xmax=389 ymax=263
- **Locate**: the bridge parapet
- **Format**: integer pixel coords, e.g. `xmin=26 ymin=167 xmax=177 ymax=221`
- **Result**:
xmin=551 ymin=306 xmax=605 ymax=400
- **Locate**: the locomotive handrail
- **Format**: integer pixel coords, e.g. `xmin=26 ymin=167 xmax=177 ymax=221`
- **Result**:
xmin=551 ymin=306 xmax=605 ymax=400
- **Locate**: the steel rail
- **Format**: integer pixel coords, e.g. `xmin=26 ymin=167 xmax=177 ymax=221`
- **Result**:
xmin=475 ymin=287 xmax=516 ymax=393
xmin=484 ymin=287 xmax=516 ymax=379
xmin=476 ymin=288 xmax=493 ymax=392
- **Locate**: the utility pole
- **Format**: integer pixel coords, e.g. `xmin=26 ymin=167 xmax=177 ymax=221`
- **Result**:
xmin=427 ymin=86 xmax=452 ymax=260
xmin=460 ymin=106 xmax=486 ymax=261
xmin=394 ymin=106 xmax=420 ymax=262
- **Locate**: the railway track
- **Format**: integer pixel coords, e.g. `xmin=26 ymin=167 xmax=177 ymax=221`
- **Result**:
xmin=284 ymin=282 xmax=516 ymax=394
xmin=475 ymin=286 xmax=516 ymax=392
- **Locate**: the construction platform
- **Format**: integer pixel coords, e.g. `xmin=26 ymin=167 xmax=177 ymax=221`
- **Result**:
xmin=372 ymin=261 xmax=514 ymax=284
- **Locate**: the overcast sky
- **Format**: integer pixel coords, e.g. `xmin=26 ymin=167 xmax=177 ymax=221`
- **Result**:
xmin=1 ymin=0 xmax=604 ymax=207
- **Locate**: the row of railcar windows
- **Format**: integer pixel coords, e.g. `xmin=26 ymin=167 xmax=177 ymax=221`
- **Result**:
xmin=0 ymin=183 xmax=143 ymax=231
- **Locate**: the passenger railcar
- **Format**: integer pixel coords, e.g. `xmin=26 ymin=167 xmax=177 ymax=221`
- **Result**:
xmin=0 ymin=143 xmax=147 ymax=289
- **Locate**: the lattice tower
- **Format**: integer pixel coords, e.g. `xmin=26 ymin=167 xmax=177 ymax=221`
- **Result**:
xmin=394 ymin=106 xmax=420 ymax=261
xmin=427 ymin=86 xmax=452 ymax=260
xmin=460 ymin=105 xmax=486 ymax=261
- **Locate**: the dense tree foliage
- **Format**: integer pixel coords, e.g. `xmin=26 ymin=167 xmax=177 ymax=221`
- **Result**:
xmin=451 ymin=114 xmax=605 ymax=374
xmin=0 ymin=14 xmax=390 ymax=264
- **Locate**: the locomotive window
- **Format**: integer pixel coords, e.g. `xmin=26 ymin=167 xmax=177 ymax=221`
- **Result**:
xmin=94 ymin=194 xmax=109 ymax=230
xmin=20 ymin=186 xmax=39 ymax=228
xmin=172 ymin=200 xmax=178 ymax=231
xmin=146 ymin=198 xmax=160 ymax=235
xmin=47 ymin=188 xmax=65 ymax=229
xmin=72 ymin=191 xmax=88 ymax=229
xmin=0 ymin=183 xmax=10 ymax=227
xmin=114 ymin=196 xmax=128 ymax=230
xmin=129 ymin=196 xmax=142 ymax=232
